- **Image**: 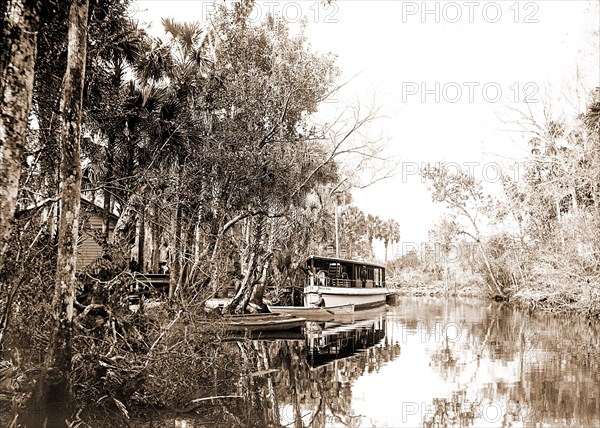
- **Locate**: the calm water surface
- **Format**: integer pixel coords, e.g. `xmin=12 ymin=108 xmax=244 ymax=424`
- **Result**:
xmin=164 ymin=296 xmax=600 ymax=427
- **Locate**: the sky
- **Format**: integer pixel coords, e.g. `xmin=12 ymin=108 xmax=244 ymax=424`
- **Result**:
xmin=132 ymin=0 xmax=600 ymax=258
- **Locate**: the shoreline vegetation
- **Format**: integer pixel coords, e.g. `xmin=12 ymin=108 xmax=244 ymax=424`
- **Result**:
xmin=2 ymin=0 xmax=402 ymax=423
xmin=0 ymin=0 xmax=598 ymax=426
xmin=388 ymin=269 xmax=600 ymax=317
xmin=390 ymin=271 xmax=485 ymax=299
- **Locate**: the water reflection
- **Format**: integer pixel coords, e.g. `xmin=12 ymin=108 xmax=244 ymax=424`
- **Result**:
xmin=378 ymin=298 xmax=600 ymax=428
xmin=229 ymin=307 xmax=400 ymax=427
xmin=305 ymin=315 xmax=390 ymax=367
xmin=149 ymin=297 xmax=600 ymax=427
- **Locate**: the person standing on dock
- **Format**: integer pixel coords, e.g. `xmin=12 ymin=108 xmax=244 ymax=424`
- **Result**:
xmin=159 ymin=242 xmax=170 ymax=274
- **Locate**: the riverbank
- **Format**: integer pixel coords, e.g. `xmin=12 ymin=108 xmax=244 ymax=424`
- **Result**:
xmin=388 ymin=269 xmax=485 ymax=298
xmin=510 ymin=281 xmax=600 ymax=317
xmin=0 ymin=303 xmax=244 ymax=427
xmin=390 ymin=269 xmax=600 ymax=317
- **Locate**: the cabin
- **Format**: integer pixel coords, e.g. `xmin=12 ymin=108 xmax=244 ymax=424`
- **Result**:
xmin=306 ymin=256 xmax=386 ymax=289
xmin=77 ymin=198 xmax=170 ymax=299
xmin=303 ymin=255 xmax=388 ymax=309
xmin=77 ymin=198 xmax=117 ymax=272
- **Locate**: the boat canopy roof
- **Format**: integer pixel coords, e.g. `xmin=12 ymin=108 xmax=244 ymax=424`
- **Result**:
xmin=306 ymin=255 xmax=386 ymax=270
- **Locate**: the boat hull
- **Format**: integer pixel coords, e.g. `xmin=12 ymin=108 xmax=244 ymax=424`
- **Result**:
xmin=223 ymin=313 xmax=306 ymax=332
xmin=304 ymin=285 xmax=388 ymax=310
xmin=267 ymin=304 xmax=354 ymax=320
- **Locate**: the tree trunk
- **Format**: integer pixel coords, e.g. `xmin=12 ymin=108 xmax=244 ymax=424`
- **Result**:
xmin=228 ymin=250 xmax=256 ymax=313
xmin=110 ymin=194 xmax=142 ymax=268
xmin=334 ymin=204 xmax=339 ymax=257
xmin=193 ymin=218 xmax=200 ymax=266
xmin=168 ymin=203 xmax=182 ymax=300
xmin=101 ymin=133 xmax=114 ymax=243
xmin=168 ymin=158 xmax=185 ymax=300
xmin=476 ymin=241 xmax=504 ymax=297
xmin=0 ymin=0 xmax=43 ymax=271
xmin=250 ymin=216 xmax=276 ymax=306
xmin=384 ymin=240 xmax=389 ymax=263
xmin=461 ymin=209 xmax=505 ymax=298
xmin=24 ymin=1 xmax=89 ymax=425
xmin=227 ymin=216 xmax=265 ymax=313
xmin=209 ymin=233 xmax=221 ymax=293
xmin=250 ymin=253 xmax=272 ymax=307
xmin=178 ymin=210 xmax=190 ymax=293
xmin=133 ymin=212 xmax=143 ymax=271
xmin=143 ymin=202 xmax=155 ymax=272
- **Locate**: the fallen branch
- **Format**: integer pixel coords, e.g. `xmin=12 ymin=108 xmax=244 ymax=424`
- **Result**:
xmin=149 ymin=309 xmax=182 ymax=352
xmin=176 ymin=395 xmax=242 ymax=413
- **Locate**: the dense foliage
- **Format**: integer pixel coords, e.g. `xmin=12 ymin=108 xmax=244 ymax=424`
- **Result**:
xmin=419 ymin=88 xmax=600 ymax=311
xmin=0 ymin=0 xmax=397 ymax=424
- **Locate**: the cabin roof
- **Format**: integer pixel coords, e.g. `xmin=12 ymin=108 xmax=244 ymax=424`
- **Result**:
xmin=80 ymin=198 xmax=118 ymax=222
xmin=307 ymin=255 xmax=386 ymax=269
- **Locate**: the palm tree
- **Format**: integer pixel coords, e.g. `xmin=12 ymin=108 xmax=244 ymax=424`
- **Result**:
xmin=103 ymin=18 xmax=216 ymax=294
xmin=366 ymin=214 xmax=381 ymax=259
xmin=85 ymin=23 xmax=149 ymax=243
xmin=377 ymin=218 xmax=401 ymax=263
xmin=388 ymin=219 xmax=401 ymax=260
xmin=374 ymin=217 xmax=385 ymax=261
xmin=339 ymin=206 xmax=366 ymax=258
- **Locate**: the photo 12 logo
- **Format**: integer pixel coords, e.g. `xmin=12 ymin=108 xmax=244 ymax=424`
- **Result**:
xmin=401 ymin=321 xmax=463 ymax=343
xmin=400 ymin=160 xmax=546 ymax=185
xmin=127 ymin=2 xmax=141 ymax=19
xmin=401 ymin=241 xmax=478 ymax=264
xmin=201 ymin=1 xmax=340 ymax=24
xmin=401 ymin=1 xmax=540 ymax=24
xmin=401 ymin=161 xmax=507 ymax=184
xmin=401 ymin=400 xmax=526 ymax=424
xmin=401 ymin=82 xmax=540 ymax=104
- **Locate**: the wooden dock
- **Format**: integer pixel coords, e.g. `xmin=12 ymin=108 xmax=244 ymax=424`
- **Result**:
xmin=128 ymin=273 xmax=169 ymax=302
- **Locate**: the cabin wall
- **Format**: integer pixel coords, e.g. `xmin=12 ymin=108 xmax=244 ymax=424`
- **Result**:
xmin=77 ymin=211 xmax=115 ymax=271
xmin=306 ymin=257 xmax=386 ymax=289
xmin=353 ymin=278 xmax=374 ymax=288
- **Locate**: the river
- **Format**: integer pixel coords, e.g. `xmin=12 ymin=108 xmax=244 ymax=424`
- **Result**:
xmin=149 ymin=296 xmax=600 ymax=427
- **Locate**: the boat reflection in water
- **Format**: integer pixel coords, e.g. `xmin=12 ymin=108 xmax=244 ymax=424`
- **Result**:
xmin=305 ymin=313 xmax=389 ymax=367
xmin=224 ymin=307 xmax=402 ymax=428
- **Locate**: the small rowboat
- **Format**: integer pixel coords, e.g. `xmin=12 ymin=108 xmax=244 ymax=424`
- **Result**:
xmin=267 ymin=304 xmax=355 ymax=320
xmin=223 ymin=313 xmax=306 ymax=332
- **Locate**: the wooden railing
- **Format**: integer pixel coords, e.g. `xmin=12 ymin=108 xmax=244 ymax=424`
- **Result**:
xmin=330 ymin=278 xmax=352 ymax=288
xmin=129 ymin=273 xmax=169 ymax=302
xmin=328 ymin=278 xmax=386 ymax=288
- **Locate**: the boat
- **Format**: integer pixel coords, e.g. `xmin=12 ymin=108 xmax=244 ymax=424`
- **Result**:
xmin=303 ymin=255 xmax=389 ymax=310
xmin=267 ymin=303 xmax=355 ymax=320
xmin=222 ymin=313 xmax=306 ymax=332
